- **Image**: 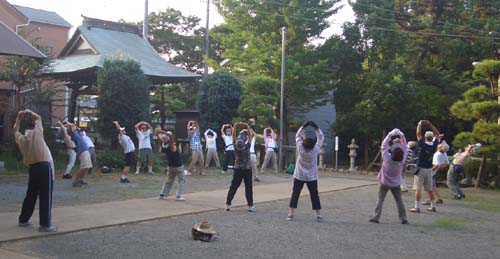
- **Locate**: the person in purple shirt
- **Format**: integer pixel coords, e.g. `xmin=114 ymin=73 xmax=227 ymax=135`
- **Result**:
xmin=369 ymin=128 xmax=408 ymax=224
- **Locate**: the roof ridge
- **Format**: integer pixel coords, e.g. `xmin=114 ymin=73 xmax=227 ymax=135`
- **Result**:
xmin=12 ymin=4 xmax=58 ymax=15
xmin=81 ymin=16 xmax=142 ymax=36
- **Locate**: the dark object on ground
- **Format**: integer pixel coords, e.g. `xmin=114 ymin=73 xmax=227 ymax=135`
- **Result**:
xmin=192 ymin=220 xmax=218 ymax=242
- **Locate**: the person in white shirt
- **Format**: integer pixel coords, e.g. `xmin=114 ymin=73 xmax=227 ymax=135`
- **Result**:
xmin=249 ymin=126 xmax=260 ymax=182
xmin=204 ymin=129 xmax=221 ymax=168
xmin=134 ymin=121 xmax=154 ymax=175
xmin=81 ymin=130 xmax=96 ymax=175
xmin=286 ymin=121 xmax=324 ymax=222
xmin=114 ymin=121 xmax=134 ymax=183
xmin=424 ymin=141 xmax=449 ymax=205
xmin=57 ymin=121 xmax=76 ymax=179
xmin=260 ymin=127 xmax=278 ymax=174
xmin=221 ymin=124 xmax=235 ymax=173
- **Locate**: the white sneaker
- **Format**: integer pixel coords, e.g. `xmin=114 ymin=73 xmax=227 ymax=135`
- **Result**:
xmin=135 ymin=171 xmax=140 ymax=175
xmin=184 ymin=170 xmax=191 ymax=176
xmin=248 ymin=206 xmax=256 ymax=212
xmin=225 ymin=205 xmax=231 ymax=211
xmin=148 ymin=171 xmax=155 ymax=175
xmin=176 ymin=196 xmax=186 ymax=201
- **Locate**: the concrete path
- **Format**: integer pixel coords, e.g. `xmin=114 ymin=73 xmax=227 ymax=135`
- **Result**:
xmin=0 ymin=177 xmax=375 ymax=243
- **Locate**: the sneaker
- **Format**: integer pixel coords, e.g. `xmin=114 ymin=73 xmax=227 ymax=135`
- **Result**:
xmin=401 ymin=189 xmax=409 ymax=192
xmin=39 ymin=225 xmax=58 ymax=233
xmin=409 ymin=207 xmax=421 ymax=213
xmin=435 ymin=199 xmax=443 ymax=204
xmin=120 ymin=178 xmax=130 ymax=183
xmin=184 ymin=170 xmax=192 ymax=176
xmin=315 ymin=215 xmax=324 ymax=222
xmin=135 ymin=171 xmax=140 ymax=175
xmin=421 ymin=200 xmax=431 ymax=205
xmin=221 ymin=170 xmax=226 ymax=174
xmin=401 ymin=219 xmax=409 ymax=224
xmin=62 ymin=174 xmax=72 ymax=179
xmin=200 ymin=172 xmax=205 ymax=175
xmin=285 ymin=214 xmax=294 ymax=221
xmin=254 ymin=177 xmax=261 ymax=182
xmin=72 ymin=182 xmax=82 ymax=187
xmin=18 ymin=221 xmax=32 ymax=227
xmin=427 ymin=207 xmax=437 ymax=212
xmin=453 ymin=195 xmax=461 ymax=200
xmin=148 ymin=171 xmax=155 ymax=175
xmin=369 ymin=218 xmax=379 ymax=224
xmin=159 ymin=195 xmax=165 ymax=200
xmin=225 ymin=205 xmax=231 ymax=211
xmin=78 ymin=180 xmax=88 ymax=185
xmin=176 ymin=196 xmax=186 ymax=201
xmin=248 ymin=206 xmax=257 ymax=212
xmin=461 ymin=194 xmax=466 ymax=199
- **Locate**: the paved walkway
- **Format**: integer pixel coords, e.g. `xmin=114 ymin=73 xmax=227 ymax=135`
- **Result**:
xmin=0 ymin=177 xmax=376 ymax=243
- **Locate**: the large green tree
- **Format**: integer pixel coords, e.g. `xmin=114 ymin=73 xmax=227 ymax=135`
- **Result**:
xmin=213 ymin=0 xmax=341 ymax=142
xmin=197 ymin=72 xmax=242 ymax=130
xmin=96 ymin=59 xmax=150 ymax=141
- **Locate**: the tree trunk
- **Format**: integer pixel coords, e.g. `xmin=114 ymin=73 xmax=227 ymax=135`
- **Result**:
xmin=475 ymin=156 xmax=487 ymax=188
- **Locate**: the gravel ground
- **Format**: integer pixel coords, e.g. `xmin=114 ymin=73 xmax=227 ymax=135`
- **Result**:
xmin=2 ymin=185 xmax=499 ymax=259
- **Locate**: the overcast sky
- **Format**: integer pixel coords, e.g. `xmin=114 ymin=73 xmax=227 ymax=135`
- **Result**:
xmin=8 ymin=0 xmax=354 ymax=39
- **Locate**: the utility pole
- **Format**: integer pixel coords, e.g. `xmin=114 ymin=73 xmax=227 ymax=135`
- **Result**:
xmin=279 ymin=27 xmax=286 ymax=171
xmin=143 ymin=0 xmax=148 ymax=40
xmin=204 ymin=0 xmax=210 ymax=77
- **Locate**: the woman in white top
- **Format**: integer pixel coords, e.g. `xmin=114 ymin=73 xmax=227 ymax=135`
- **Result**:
xmin=221 ymin=124 xmax=235 ymax=173
xmin=114 ymin=121 xmax=135 ymax=183
xmin=204 ymin=129 xmax=221 ymax=168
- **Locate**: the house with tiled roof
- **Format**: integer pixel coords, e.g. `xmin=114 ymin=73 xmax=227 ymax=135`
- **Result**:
xmin=0 ymin=0 xmax=71 ymax=142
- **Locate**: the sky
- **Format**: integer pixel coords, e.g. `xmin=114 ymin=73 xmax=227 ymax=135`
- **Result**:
xmin=7 ymin=0 xmax=355 ymax=39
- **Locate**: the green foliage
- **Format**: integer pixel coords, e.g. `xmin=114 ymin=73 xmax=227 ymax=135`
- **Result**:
xmin=235 ymin=76 xmax=279 ymax=131
xmin=96 ymin=59 xmax=150 ymax=140
xmin=472 ymin=60 xmax=500 ymax=94
xmin=450 ymin=86 xmax=498 ymax=122
xmin=96 ymin=151 xmax=125 ymax=169
xmin=197 ymin=72 xmax=242 ymax=130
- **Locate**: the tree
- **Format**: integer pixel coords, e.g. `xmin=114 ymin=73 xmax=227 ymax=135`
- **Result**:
xmin=95 ymin=59 xmax=150 ymax=142
xmin=197 ymin=72 xmax=242 ymax=130
xmin=234 ymin=76 xmax=279 ymax=131
xmin=213 ymin=0 xmax=341 ymax=142
xmin=150 ymin=84 xmax=187 ymax=129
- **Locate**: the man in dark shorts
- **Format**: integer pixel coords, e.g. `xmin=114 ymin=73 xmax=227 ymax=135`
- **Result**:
xmin=114 ymin=121 xmax=134 ymax=183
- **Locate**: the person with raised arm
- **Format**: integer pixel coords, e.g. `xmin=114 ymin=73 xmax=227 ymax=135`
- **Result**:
xmin=204 ymin=128 xmax=221 ymax=169
xmin=410 ymin=120 xmax=441 ymax=213
xmin=57 ymin=121 xmax=76 ymax=179
xmin=156 ymin=129 xmax=186 ymax=201
xmin=15 ymin=110 xmax=57 ymax=232
xmin=66 ymin=122 xmax=92 ymax=187
xmin=221 ymin=123 xmax=235 ymax=173
xmin=225 ymin=122 xmax=256 ymax=212
xmin=369 ymin=129 xmax=409 ymax=224
xmin=285 ymin=121 xmax=324 ymax=222
xmin=187 ymin=121 xmax=205 ymax=175
xmin=134 ymin=121 xmax=154 ymax=175
xmin=260 ymin=127 xmax=278 ymax=174
xmin=114 ymin=121 xmax=134 ymax=183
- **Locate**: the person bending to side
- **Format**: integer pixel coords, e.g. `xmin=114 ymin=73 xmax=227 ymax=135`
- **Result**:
xmin=114 ymin=121 xmax=134 ymax=183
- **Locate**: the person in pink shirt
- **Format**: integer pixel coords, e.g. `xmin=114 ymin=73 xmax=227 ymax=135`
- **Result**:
xmin=369 ymin=128 xmax=408 ymax=224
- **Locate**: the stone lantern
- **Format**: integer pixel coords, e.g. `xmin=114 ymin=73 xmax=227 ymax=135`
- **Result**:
xmin=348 ymin=138 xmax=359 ymax=172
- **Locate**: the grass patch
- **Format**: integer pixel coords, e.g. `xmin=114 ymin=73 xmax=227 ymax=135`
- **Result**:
xmin=462 ymin=189 xmax=500 ymax=213
xmin=433 ymin=217 xmax=470 ymax=231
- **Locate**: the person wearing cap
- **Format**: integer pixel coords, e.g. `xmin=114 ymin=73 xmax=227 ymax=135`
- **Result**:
xmin=156 ymin=129 xmax=186 ymax=201
xmin=424 ymin=141 xmax=449 ymax=205
xmin=260 ymin=127 xmax=278 ymax=174
xmin=134 ymin=121 xmax=155 ymax=175
xmin=57 ymin=121 xmax=76 ymax=179
xmin=410 ymin=120 xmax=441 ymax=213
xmin=225 ymin=122 xmax=256 ymax=212
xmin=369 ymin=129 xmax=409 ymax=224
xmin=187 ymin=121 xmax=205 ymax=175
xmin=447 ymin=144 xmax=479 ymax=199
xmin=286 ymin=121 xmax=324 ymax=222
xmin=221 ymin=123 xmax=235 ymax=173
xmin=114 ymin=121 xmax=134 ymax=183
xmin=66 ymin=122 xmax=92 ymax=187
xmin=15 ymin=110 xmax=57 ymax=232
xmin=204 ymin=128 xmax=221 ymax=169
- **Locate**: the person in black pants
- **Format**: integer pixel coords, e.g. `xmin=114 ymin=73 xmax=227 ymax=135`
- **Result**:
xmin=225 ymin=122 xmax=256 ymax=212
xmin=14 ymin=110 xmax=57 ymax=232
xmin=286 ymin=121 xmax=324 ymax=222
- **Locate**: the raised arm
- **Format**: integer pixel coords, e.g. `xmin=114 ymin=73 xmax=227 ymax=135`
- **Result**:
xmin=416 ymin=120 xmax=423 ymax=141
xmin=13 ymin=110 xmax=24 ymax=135
xmin=428 ymin=121 xmax=440 ymax=139
xmin=57 ymin=121 xmax=69 ymax=138
xmin=247 ymin=127 xmax=255 ymax=144
xmin=134 ymin=121 xmax=143 ymax=131
xmin=113 ymin=121 xmax=123 ymax=135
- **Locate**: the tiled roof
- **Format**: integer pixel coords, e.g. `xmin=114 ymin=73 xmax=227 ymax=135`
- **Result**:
xmin=12 ymin=5 xmax=72 ymax=28
xmin=0 ymin=21 xmax=46 ymax=61
xmin=44 ymin=17 xmax=200 ymax=83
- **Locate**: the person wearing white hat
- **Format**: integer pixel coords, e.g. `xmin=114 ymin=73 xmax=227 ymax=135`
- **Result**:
xmin=410 ymin=120 xmax=441 ymax=213
xmin=114 ymin=121 xmax=134 ymax=183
